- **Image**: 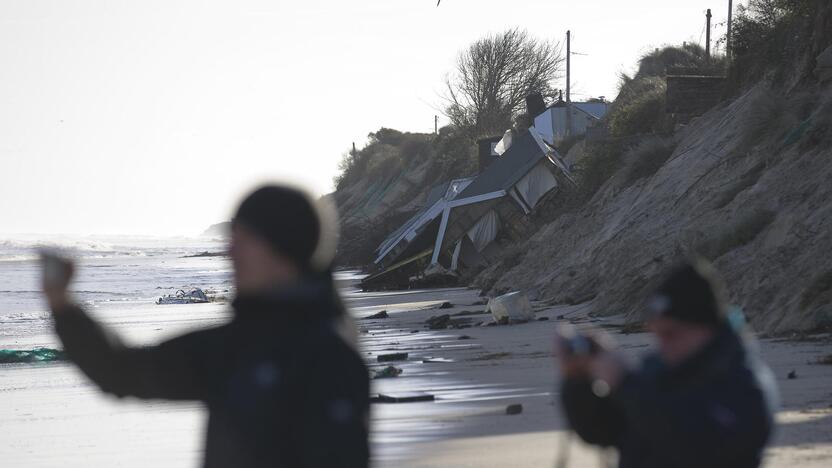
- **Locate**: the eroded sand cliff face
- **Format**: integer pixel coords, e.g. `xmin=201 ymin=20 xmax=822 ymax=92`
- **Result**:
xmin=476 ymin=84 xmax=832 ymax=334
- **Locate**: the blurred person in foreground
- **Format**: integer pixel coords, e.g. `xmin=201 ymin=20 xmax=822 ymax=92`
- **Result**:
xmin=555 ymin=259 xmax=778 ymax=468
xmin=42 ymin=185 xmax=370 ymax=468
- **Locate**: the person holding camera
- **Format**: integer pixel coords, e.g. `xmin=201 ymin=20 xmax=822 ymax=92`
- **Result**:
xmin=555 ymin=259 xmax=778 ymax=468
xmin=42 ymin=185 xmax=370 ymax=468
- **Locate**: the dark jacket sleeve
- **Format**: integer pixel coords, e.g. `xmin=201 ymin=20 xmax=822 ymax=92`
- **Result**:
xmin=292 ymin=345 xmax=370 ymax=468
xmin=611 ymin=368 xmax=773 ymax=467
xmin=561 ymin=376 xmax=626 ymax=446
xmin=53 ymin=304 xmax=214 ymax=401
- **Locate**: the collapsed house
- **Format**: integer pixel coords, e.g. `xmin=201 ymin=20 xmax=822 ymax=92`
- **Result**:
xmin=368 ymin=176 xmax=476 ymax=276
xmin=361 ymin=125 xmax=573 ymax=290
xmin=428 ymin=129 xmax=573 ymax=272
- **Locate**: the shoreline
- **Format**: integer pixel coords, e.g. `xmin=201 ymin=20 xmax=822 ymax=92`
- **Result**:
xmin=355 ymin=285 xmax=832 ymax=467
xmin=1 ymin=271 xmax=830 ymax=467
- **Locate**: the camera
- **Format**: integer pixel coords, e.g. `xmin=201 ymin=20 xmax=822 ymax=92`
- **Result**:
xmin=557 ymin=325 xmax=600 ymax=357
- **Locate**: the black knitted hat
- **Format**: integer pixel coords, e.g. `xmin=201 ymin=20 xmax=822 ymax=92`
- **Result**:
xmin=647 ymin=259 xmax=727 ymax=326
xmin=233 ymin=185 xmax=337 ymax=272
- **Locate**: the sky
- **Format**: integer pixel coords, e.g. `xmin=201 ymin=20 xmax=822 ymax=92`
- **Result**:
xmin=0 ymin=0 xmax=738 ymax=236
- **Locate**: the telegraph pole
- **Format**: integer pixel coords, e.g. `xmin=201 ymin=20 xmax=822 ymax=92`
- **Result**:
xmin=706 ymin=9 xmax=712 ymax=58
xmin=566 ymin=30 xmax=572 ymax=138
xmin=435 ymin=115 xmax=438 ymax=134
xmin=727 ymin=0 xmax=734 ymax=58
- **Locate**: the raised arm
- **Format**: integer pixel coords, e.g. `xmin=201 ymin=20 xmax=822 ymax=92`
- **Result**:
xmin=52 ymin=305 xmax=213 ymax=400
xmin=555 ymin=328 xmax=626 ymax=446
xmin=561 ymin=376 xmax=626 ymax=446
xmin=43 ymin=252 xmax=212 ymax=401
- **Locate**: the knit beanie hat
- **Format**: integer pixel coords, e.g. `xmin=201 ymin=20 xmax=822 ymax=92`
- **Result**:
xmin=647 ymin=258 xmax=727 ymax=326
xmin=232 ymin=185 xmax=338 ymax=272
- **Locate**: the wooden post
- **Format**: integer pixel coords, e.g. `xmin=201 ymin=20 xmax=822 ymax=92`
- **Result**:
xmin=566 ymin=30 xmax=572 ymax=139
xmin=727 ymin=0 xmax=734 ymax=58
xmin=706 ymin=9 xmax=712 ymax=58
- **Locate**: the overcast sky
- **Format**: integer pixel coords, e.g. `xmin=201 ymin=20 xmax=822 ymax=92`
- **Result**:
xmin=0 ymin=0 xmax=736 ymax=236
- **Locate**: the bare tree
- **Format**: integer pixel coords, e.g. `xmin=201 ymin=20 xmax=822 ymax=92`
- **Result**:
xmin=444 ymin=28 xmax=564 ymax=137
xmin=739 ymin=0 xmax=812 ymax=28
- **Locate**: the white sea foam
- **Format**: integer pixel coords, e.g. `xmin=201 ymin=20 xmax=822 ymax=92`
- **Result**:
xmin=0 ymin=235 xmax=232 ymax=340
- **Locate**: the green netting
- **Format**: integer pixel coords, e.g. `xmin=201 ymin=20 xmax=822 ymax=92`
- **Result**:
xmin=0 ymin=347 xmax=67 ymax=364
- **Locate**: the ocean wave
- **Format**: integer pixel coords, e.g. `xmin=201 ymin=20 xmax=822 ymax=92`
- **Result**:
xmin=0 ymin=237 xmax=156 ymax=261
xmin=0 ymin=289 xmax=133 ymax=296
xmin=0 ymin=238 xmax=116 ymax=252
xmin=0 ymin=254 xmax=38 ymax=262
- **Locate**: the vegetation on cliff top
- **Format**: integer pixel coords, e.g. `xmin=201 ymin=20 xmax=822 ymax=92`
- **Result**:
xmin=335 ymin=28 xmax=564 ymax=193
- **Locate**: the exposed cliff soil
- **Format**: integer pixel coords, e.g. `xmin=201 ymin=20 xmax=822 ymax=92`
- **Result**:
xmin=329 ymin=158 xmax=432 ymax=267
xmin=474 ymin=83 xmax=832 ymax=334
xmin=330 ymin=127 xmax=481 ymax=267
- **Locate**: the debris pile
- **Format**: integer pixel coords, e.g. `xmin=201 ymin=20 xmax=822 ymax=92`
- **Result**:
xmin=156 ymin=288 xmax=211 ymax=305
xmin=377 ymin=352 xmax=409 ymax=362
xmin=487 ymin=291 xmax=535 ymax=324
xmin=364 ymin=310 xmax=390 ymax=320
xmin=425 ymin=314 xmax=473 ymax=330
xmin=373 ymin=366 xmax=403 ymax=379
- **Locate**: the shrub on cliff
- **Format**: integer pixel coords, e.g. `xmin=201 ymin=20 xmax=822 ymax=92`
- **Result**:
xmin=622 ymin=137 xmax=677 ymax=185
xmin=729 ymin=0 xmax=823 ymax=87
xmin=607 ymin=44 xmax=724 ymax=138
xmin=608 ymin=76 xmax=668 ymax=137
xmin=334 ymin=129 xmax=433 ymax=190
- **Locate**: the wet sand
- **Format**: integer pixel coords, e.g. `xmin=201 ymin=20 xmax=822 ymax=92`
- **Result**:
xmin=1 ymin=281 xmax=830 ymax=467
xmin=353 ymin=286 xmax=832 ymax=468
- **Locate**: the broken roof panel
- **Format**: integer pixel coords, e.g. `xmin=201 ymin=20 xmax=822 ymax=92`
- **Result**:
xmin=374 ymin=177 xmax=474 ymax=265
xmin=424 ymin=182 xmax=449 ymax=208
xmin=375 ymin=180 xmax=453 ymax=256
xmin=456 ymin=130 xmax=550 ymax=199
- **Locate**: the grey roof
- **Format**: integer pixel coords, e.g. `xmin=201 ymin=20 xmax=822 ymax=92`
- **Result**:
xmin=424 ymin=182 xmax=449 ymax=208
xmin=456 ymin=130 xmax=548 ymax=199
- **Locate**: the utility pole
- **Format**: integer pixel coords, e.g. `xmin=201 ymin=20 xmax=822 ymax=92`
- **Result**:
xmin=706 ymin=9 xmax=712 ymax=58
xmin=435 ymin=115 xmax=438 ymax=134
xmin=565 ymin=30 xmax=572 ymax=139
xmin=352 ymin=142 xmax=356 ymax=156
xmin=727 ymin=0 xmax=734 ymax=58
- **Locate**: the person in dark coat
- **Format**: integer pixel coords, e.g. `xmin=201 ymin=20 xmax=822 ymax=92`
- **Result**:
xmin=42 ymin=185 xmax=370 ymax=468
xmin=556 ymin=259 xmax=778 ymax=468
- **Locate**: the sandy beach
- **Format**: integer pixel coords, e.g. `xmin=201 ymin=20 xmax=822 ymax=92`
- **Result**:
xmin=2 ymin=267 xmax=830 ymax=467
xmin=351 ymin=285 xmax=832 ymax=468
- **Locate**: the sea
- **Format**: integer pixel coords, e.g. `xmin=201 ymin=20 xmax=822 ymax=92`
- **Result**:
xmin=0 ymin=234 xmax=535 ymax=467
xmin=0 ymin=234 xmax=234 ymax=467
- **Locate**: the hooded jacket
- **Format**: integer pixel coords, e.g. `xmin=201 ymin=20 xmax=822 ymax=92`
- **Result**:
xmin=53 ymin=278 xmax=370 ymax=468
xmin=562 ymin=324 xmax=777 ymax=468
